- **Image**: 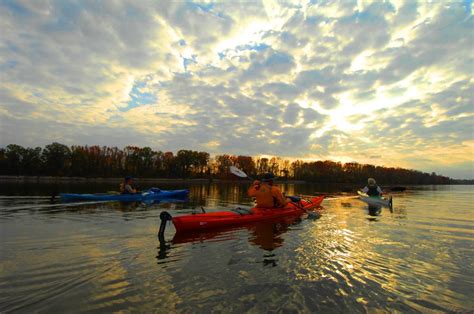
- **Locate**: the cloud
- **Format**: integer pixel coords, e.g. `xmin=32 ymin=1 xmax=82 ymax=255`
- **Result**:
xmin=0 ymin=0 xmax=473 ymax=178
xmin=260 ymin=82 xmax=300 ymax=101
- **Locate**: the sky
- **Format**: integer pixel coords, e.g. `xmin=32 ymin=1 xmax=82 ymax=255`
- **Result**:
xmin=0 ymin=0 xmax=473 ymax=179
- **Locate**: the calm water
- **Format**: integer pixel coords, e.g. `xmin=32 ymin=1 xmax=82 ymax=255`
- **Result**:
xmin=0 ymin=183 xmax=473 ymax=313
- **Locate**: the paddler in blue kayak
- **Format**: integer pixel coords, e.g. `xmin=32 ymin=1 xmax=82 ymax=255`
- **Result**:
xmin=248 ymin=173 xmax=287 ymax=208
xmin=120 ymin=176 xmax=139 ymax=194
xmin=362 ymin=178 xmax=383 ymax=197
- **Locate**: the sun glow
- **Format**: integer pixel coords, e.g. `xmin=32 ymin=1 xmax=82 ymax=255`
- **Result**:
xmin=214 ymin=21 xmax=271 ymax=54
xmin=350 ymin=50 xmax=373 ymax=72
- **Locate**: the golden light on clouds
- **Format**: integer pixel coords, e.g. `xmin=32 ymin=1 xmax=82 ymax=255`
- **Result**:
xmin=0 ymin=0 xmax=472 ymax=178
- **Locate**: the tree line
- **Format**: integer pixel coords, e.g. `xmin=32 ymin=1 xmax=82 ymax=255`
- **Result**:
xmin=0 ymin=142 xmax=462 ymax=185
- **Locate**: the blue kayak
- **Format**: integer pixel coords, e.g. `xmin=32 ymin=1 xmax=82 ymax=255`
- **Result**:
xmin=60 ymin=188 xmax=189 ymax=202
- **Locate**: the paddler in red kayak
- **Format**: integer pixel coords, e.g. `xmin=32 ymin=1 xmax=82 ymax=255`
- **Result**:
xmin=120 ymin=176 xmax=139 ymax=194
xmin=362 ymin=178 xmax=383 ymax=196
xmin=248 ymin=173 xmax=287 ymax=208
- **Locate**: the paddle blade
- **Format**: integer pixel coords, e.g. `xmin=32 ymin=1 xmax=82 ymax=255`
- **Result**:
xmin=229 ymin=166 xmax=248 ymax=178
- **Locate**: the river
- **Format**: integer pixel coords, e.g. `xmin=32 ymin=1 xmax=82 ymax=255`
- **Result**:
xmin=0 ymin=182 xmax=473 ymax=312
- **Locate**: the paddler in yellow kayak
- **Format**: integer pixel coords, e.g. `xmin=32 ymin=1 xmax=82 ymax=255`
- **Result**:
xmin=248 ymin=173 xmax=287 ymax=208
xmin=362 ymin=178 xmax=383 ymax=196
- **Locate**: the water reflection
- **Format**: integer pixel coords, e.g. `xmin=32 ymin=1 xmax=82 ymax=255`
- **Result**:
xmin=248 ymin=217 xmax=302 ymax=251
xmin=367 ymin=205 xmax=382 ymax=221
xmin=157 ymin=239 xmax=171 ymax=261
xmin=261 ymin=253 xmax=278 ymax=267
xmin=1 ymin=183 xmax=473 ymax=312
xmin=157 ymin=216 xmax=310 ymax=268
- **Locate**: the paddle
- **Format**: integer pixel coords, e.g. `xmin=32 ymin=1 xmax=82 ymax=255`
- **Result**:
xmin=229 ymin=166 xmax=254 ymax=180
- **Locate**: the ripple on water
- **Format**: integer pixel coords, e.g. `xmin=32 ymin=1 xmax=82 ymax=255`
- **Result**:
xmin=0 ymin=185 xmax=473 ymax=312
xmin=1 ymin=257 xmax=114 ymax=312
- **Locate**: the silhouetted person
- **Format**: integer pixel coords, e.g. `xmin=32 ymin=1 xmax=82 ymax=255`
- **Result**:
xmin=120 ymin=176 xmax=138 ymax=194
xmin=362 ymin=178 xmax=382 ymax=197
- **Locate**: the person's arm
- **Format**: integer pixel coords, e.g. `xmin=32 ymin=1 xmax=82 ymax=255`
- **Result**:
xmin=362 ymin=186 xmax=369 ymax=193
xmin=247 ymin=180 xmax=260 ymax=197
xmin=125 ymin=184 xmax=137 ymax=194
xmin=272 ymin=187 xmax=287 ymax=207
xmin=377 ymin=186 xmax=383 ymax=195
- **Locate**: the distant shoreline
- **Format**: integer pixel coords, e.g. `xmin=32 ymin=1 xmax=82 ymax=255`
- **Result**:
xmin=0 ymin=175 xmax=217 ymax=184
xmin=0 ymin=175 xmax=307 ymax=184
xmin=0 ymin=175 xmax=471 ymax=185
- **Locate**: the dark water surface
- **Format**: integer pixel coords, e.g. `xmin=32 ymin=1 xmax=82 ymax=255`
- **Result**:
xmin=0 ymin=183 xmax=473 ymax=312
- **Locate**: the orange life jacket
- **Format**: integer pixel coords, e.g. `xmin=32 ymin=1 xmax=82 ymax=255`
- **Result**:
xmin=247 ymin=181 xmax=275 ymax=208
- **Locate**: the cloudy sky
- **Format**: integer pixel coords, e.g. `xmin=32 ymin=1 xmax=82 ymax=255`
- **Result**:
xmin=0 ymin=0 xmax=473 ymax=178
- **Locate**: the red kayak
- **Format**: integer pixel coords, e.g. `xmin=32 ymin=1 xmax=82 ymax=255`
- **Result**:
xmin=170 ymin=196 xmax=324 ymax=233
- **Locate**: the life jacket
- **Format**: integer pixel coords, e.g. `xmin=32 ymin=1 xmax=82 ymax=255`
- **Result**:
xmin=248 ymin=182 xmax=274 ymax=208
xmin=367 ymin=185 xmax=380 ymax=197
xmin=120 ymin=182 xmax=133 ymax=194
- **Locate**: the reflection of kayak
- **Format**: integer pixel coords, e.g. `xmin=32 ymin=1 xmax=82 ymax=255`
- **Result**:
xmin=156 ymin=216 xmax=304 ymax=262
xmin=60 ymin=188 xmax=189 ymax=202
xmin=357 ymin=191 xmax=392 ymax=208
xmin=170 ymin=196 xmax=324 ymax=233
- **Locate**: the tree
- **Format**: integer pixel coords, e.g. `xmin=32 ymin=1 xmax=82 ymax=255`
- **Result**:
xmin=176 ymin=150 xmax=195 ymax=178
xmin=280 ymin=159 xmax=291 ymax=179
xmin=269 ymin=157 xmax=280 ymax=176
xmin=42 ymin=142 xmax=71 ymax=176
xmin=138 ymin=147 xmax=155 ymax=176
xmin=0 ymin=148 xmax=6 ymax=174
xmin=22 ymin=147 xmax=43 ymax=175
xmin=195 ymin=152 xmax=210 ymax=176
xmin=214 ymin=154 xmax=233 ymax=178
xmin=235 ymin=155 xmax=256 ymax=177
xmin=4 ymin=144 xmax=26 ymax=175
xmin=0 ymin=143 xmax=458 ymax=184
xmin=257 ymin=157 xmax=269 ymax=174
xmin=162 ymin=152 xmax=176 ymax=177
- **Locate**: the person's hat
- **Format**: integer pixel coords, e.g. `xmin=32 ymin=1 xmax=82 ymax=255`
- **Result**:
xmin=262 ymin=173 xmax=275 ymax=182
